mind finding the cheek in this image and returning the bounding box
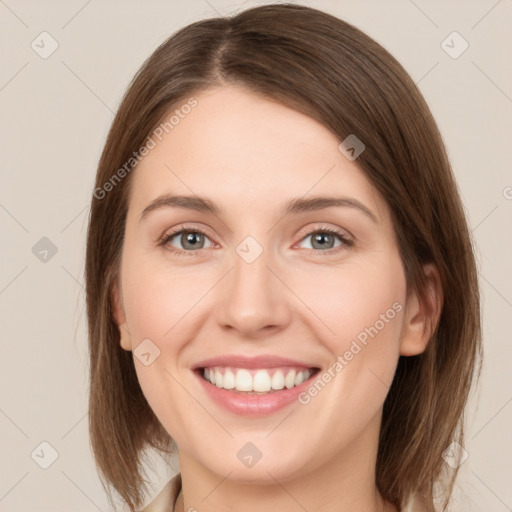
[120,256,212,419]
[121,254,208,343]
[292,259,406,438]
[122,259,201,434]
[297,257,406,361]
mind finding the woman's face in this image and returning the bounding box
[112,84,426,484]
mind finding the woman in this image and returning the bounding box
[85,4,482,511]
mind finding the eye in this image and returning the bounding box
[159,226,214,255]
[158,224,353,256]
[297,226,353,253]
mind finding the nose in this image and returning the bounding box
[215,245,292,338]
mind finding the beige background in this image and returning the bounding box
[1,0,511,510]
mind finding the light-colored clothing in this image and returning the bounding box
[138,473,181,512]
[139,472,429,511]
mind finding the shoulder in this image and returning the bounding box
[137,473,182,512]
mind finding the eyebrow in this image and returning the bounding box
[139,193,379,224]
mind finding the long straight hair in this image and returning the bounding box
[85,4,482,511]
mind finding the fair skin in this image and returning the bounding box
[112,84,441,512]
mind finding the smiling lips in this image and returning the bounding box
[203,366,314,394]
[192,355,320,413]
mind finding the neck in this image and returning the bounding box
[174,410,398,512]
[174,484,397,512]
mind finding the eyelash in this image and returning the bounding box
[157,224,353,257]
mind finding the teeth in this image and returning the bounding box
[202,367,313,393]
[235,369,253,391]
[223,369,236,389]
[285,369,296,389]
[253,370,272,392]
[214,369,223,388]
[271,370,285,390]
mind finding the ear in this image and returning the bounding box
[400,263,443,356]
[111,279,132,351]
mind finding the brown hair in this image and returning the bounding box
[85,4,482,511]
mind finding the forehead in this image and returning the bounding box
[127,85,385,222]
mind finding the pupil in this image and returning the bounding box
[313,233,333,249]
[183,231,203,249]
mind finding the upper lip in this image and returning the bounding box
[192,355,320,370]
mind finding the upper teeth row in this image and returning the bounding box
[203,367,313,392]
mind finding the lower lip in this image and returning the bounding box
[194,369,318,416]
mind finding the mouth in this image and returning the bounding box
[191,355,322,415]
[194,365,321,395]
[193,365,321,416]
